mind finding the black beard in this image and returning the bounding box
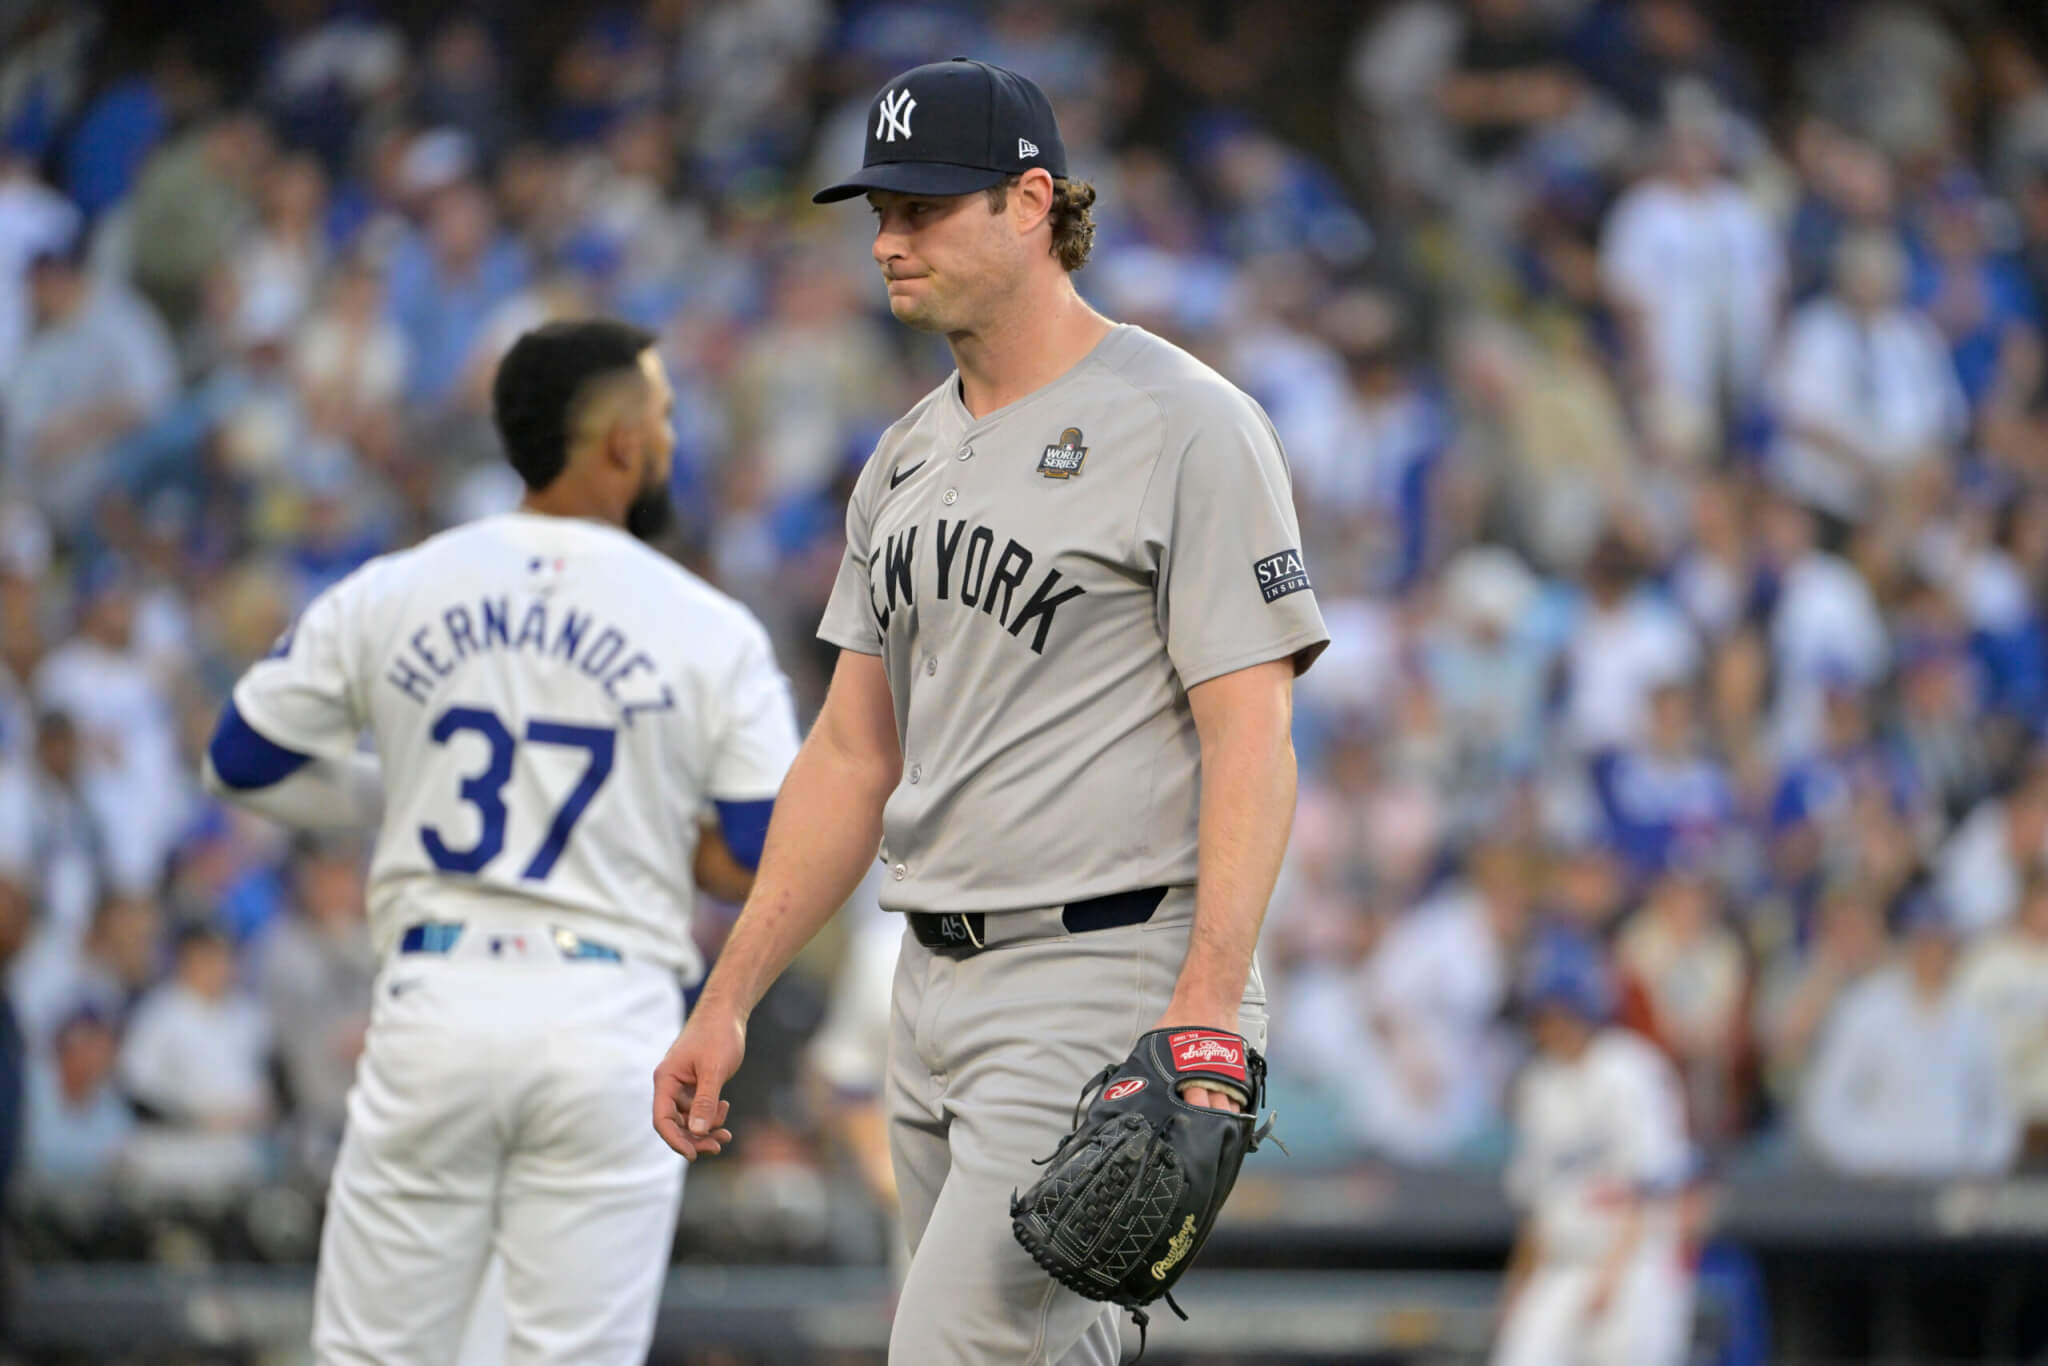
[625,481,674,542]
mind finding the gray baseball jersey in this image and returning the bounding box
[818,323,1329,911]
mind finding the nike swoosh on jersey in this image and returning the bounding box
[889,459,927,490]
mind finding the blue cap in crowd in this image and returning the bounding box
[1519,927,1616,1023]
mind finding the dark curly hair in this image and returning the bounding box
[985,175,1098,272]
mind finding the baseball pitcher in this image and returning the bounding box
[653,58,1328,1364]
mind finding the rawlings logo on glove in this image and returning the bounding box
[1168,1031,1247,1083]
[1010,1027,1277,1356]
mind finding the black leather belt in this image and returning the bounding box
[908,886,1169,957]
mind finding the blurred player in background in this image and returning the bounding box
[201,319,800,1364]
[1492,930,1698,1366]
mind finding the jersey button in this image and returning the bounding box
[942,488,958,506]
[892,863,907,881]
[925,656,937,676]
[957,446,974,461]
[909,764,922,784]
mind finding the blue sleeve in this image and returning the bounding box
[712,798,775,871]
[207,700,313,790]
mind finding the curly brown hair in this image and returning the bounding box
[985,175,1098,272]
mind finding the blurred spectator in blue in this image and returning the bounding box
[1670,475,1756,642]
[0,711,108,954]
[4,232,178,529]
[552,108,705,321]
[2018,161,2048,332]
[1908,170,2041,414]
[60,36,207,221]
[1754,879,1890,1125]
[126,111,274,337]
[23,1003,132,1185]
[1756,495,1888,759]
[1935,756,2048,938]
[1769,680,1922,933]
[546,16,639,146]
[0,3,98,162]
[0,142,80,382]
[1570,0,1761,125]
[9,894,159,1057]
[1423,546,1550,784]
[1193,116,1371,270]
[415,16,508,168]
[1600,91,1782,466]
[1306,288,1447,593]
[1800,892,2017,1177]
[32,569,189,897]
[117,921,271,1198]
[670,0,832,186]
[102,257,325,522]
[1616,863,1751,1142]
[255,6,406,174]
[260,837,372,1184]
[1770,229,1967,528]
[387,177,530,407]
[1887,580,1991,824]
[1436,0,1576,169]
[1540,830,1631,938]
[1562,531,1699,756]
[1958,493,2048,724]
[1958,868,2048,1159]
[982,0,1109,102]
[1783,120,1899,305]
[1593,679,1735,883]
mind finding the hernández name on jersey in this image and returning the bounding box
[381,592,676,725]
[863,517,1085,654]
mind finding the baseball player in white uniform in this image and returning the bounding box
[203,319,800,1364]
[652,58,1328,1364]
[1493,931,1698,1366]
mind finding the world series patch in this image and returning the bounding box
[1253,548,1312,603]
[1038,426,1088,478]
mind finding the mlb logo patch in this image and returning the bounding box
[1038,427,1088,478]
[1168,1030,1248,1084]
[1252,548,1312,603]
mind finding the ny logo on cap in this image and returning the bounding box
[877,88,916,143]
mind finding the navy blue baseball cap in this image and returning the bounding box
[812,57,1068,204]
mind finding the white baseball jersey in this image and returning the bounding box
[1506,1029,1693,1264]
[232,511,800,981]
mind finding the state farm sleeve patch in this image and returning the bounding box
[1252,549,1312,604]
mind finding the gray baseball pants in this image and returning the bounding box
[883,887,1269,1364]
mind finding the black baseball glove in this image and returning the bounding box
[1010,1027,1277,1353]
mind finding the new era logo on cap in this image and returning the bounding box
[1019,137,1039,158]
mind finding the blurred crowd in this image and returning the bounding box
[6,0,2048,1262]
